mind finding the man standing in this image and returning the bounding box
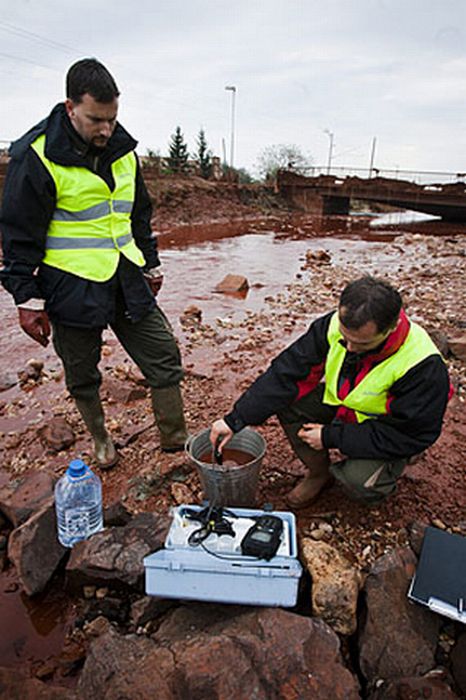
[0,58,187,468]
[210,277,450,507]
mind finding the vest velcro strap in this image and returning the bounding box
[53,201,111,222]
[46,232,133,250]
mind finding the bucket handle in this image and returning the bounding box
[184,434,194,454]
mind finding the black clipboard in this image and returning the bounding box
[408,526,466,624]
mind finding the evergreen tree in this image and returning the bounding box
[168,126,189,173]
[196,128,212,179]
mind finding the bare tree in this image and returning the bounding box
[256,144,313,180]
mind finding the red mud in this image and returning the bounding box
[0,210,465,682]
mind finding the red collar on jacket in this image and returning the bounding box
[336,310,410,420]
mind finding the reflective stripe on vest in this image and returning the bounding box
[31,134,146,282]
[323,311,441,422]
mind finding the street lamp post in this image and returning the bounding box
[324,129,334,175]
[225,85,236,170]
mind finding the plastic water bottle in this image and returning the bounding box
[55,459,103,547]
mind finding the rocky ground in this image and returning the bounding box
[3,227,464,552]
[0,199,465,696]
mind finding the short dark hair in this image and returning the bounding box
[339,276,402,333]
[66,58,120,103]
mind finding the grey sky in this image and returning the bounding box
[0,0,465,176]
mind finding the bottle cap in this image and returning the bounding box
[67,459,88,478]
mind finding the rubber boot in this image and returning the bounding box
[150,385,188,452]
[280,420,332,509]
[75,397,119,470]
[285,451,332,509]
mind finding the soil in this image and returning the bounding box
[0,182,465,682]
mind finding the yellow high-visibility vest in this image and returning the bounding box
[31,134,146,281]
[323,311,441,422]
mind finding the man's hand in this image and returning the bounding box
[144,268,164,296]
[210,419,234,453]
[297,422,323,450]
[18,308,51,347]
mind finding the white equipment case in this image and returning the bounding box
[144,505,302,607]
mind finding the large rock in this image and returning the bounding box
[301,538,362,635]
[78,625,173,699]
[215,273,249,293]
[66,512,171,593]
[450,632,466,696]
[0,667,78,699]
[358,547,441,686]
[8,497,67,595]
[0,471,55,527]
[78,605,360,699]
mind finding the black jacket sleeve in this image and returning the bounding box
[0,149,56,304]
[131,157,160,270]
[224,313,332,431]
[322,354,450,459]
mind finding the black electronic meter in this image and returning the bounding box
[240,515,283,560]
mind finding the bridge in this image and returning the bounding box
[277,167,466,222]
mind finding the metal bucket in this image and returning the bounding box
[186,428,266,507]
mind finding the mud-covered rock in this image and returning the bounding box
[78,605,360,699]
[215,273,249,293]
[37,417,75,452]
[0,471,55,527]
[450,632,466,697]
[301,538,362,635]
[0,666,78,699]
[66,512,170,593]
[359,547,441,686]
[7,497,67,595]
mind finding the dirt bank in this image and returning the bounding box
[144,172,288,230]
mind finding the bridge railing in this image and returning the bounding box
[297,165,466,186]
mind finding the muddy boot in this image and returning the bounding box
[279,419,332,509]
[150,385,188,453]
[285,451,333,509]
[75,397,119,470]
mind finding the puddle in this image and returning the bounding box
[0,567,76,670]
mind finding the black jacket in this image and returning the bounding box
[0,103,159,327]
[224,311,451,460]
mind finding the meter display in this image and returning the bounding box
[240,515,284,560]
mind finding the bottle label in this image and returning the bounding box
[65,508,90,537]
